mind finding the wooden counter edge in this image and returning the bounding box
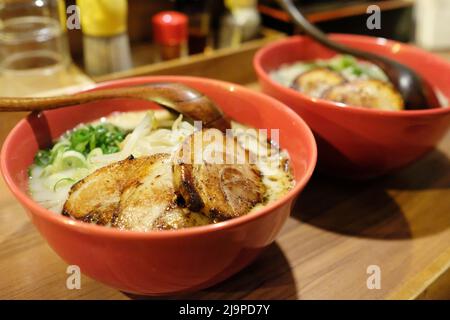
[388,248,450,300]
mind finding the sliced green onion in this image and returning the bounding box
[34,150,51,167]
[53,178,76,191]
[60,150,88,169]
[33,123,126,168]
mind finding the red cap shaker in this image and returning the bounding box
[152,11,188,61]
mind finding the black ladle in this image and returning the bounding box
[278,0,441,109]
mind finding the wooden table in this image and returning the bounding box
[0,43,449,300]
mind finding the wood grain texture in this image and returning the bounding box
[0,46,449,300]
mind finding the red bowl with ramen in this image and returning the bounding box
[254,34,450,178]
[1,76,317,295]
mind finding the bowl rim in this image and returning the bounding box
[253,33,450,118]
[1,76,317,239]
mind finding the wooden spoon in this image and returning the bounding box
[0,82,231,131]
[278,0,441,109]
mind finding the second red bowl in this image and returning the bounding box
[254,34,450,179]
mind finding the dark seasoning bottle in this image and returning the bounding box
[175,0,213,55]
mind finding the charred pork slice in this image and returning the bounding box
[113,155,211,231]
[173,129,266,221]
[152,208,212,231]
[322,79,404,110]
[292,68,346,98]
[63,155,164,225]
[63,153,212,230]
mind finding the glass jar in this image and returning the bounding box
[0,0,71,75]
[0,0,72,95]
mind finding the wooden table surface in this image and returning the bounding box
[0,43,449,300]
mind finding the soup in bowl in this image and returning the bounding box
[254,34,450,179]
[0,76,317,295]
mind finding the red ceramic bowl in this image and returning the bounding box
[254,34,450,179]
[1,76,316,295]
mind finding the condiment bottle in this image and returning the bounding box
[77,0,133,76]
[152,11,188,62]
[175,0,211,55]
[219,0,261,49]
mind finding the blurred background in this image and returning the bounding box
[0,0,449,95]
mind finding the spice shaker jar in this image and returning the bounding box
[152,11,188,62]
[77,0,133,76]
[219,0,261,49]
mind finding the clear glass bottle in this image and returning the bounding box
[219,0,261,49]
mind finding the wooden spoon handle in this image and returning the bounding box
[0,82,231,131]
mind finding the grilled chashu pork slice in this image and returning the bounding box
[173,129,266,221]
[113,154,211,231]
[63,154,211,230]
[322,79,404,110]
[292,67,346,98]
[63,155,161,225]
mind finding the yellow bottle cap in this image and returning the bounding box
[57,0,67,31]
[225,0,257,10]
[76,0,128,37]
